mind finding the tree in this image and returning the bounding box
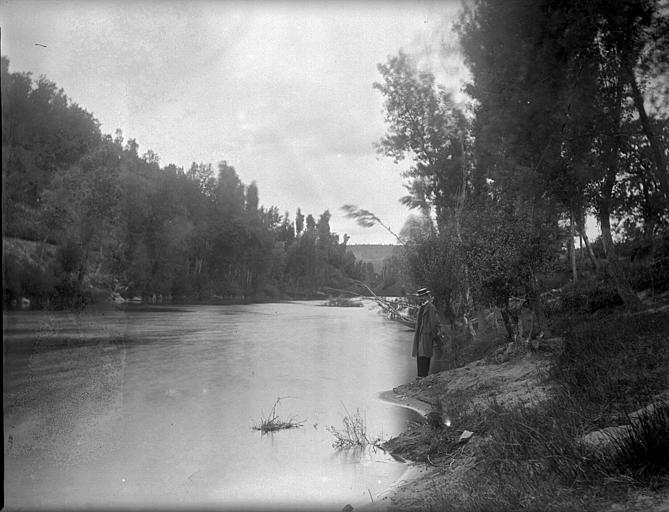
[374,51,470,230]
[2,56,101,239]
[245,181,259,216]
[456,0,668,310]
[39,140,123,304]
[374,51,477,321]
[295,208,305,237]
[2,56,367,306]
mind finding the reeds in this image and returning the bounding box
[253,397,303,433]
[327,404,382,449]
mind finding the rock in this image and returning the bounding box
[629,394,669,426]
[580,395,669,457]
[581,425,632,454]
[342,504,354,512]
[458,430,474,443]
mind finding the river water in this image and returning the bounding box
[3,301,421,510]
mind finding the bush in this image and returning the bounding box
[557,279,623,314]
[327,404,384,449]
[2,251,56,307]
[628,256,669,294]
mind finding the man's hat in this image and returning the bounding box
[415,287,431,297]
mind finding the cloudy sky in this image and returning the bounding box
[1,0,468,244]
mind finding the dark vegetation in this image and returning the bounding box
[1,56,395,309]
[383,302,669,511]
[359,0,668,336]
[2,0,668,506]
[362,0,669,508]
[492,309,667,510]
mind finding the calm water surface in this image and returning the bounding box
[3,301,420,510]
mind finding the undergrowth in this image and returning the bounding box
[415,307,669,511]
[551,310,669,425]
[609,402,669,485]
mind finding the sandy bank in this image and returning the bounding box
[360,350,556,511]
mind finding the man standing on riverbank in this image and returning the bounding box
[412,287,443,378]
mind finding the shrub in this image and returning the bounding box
[327,405,382,449]
[628,256,669,294]
[558,279,623,314]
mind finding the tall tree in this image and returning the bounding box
[374,51,470,230]
[457,0,668,310]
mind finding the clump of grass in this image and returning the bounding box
[609,402,669,484]
[253,397,303,434]
[327,404,383,449]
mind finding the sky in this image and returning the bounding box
[0,0,469,244]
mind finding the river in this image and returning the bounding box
[3,300,421,510]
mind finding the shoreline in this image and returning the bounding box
[377,389,433,417]
[359,388,438,511]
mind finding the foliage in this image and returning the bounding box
[461,199,562,308]
[2,56,367,308]
[627,255,669,293]
[456,0,668,310]
[2,56,101,240]
[373,47,563,335]
[557,279,625,314]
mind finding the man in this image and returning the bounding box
[412,287,443,378]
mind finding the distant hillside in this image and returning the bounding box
[347,244,400,273]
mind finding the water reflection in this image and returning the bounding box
[4,301,420,509]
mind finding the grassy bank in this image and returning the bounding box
[382,298,669,511]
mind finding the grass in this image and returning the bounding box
[327,404,383,449]
[550,310,669,425]
[395,302,669,511]
[252,397,303,434]
[609,402,669,485]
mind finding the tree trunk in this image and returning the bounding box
[597,65,643,311]
[628,70,669,201]
[599,199,642,310]
[455,133,475,323]
[528,271,550,338]
[569,212,578,283]
[499,300,517,343]
[575,215,599,272]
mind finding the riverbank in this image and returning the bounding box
[368,349,553,511]
[367,302,669,512]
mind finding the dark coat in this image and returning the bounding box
[412,300,441,358]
